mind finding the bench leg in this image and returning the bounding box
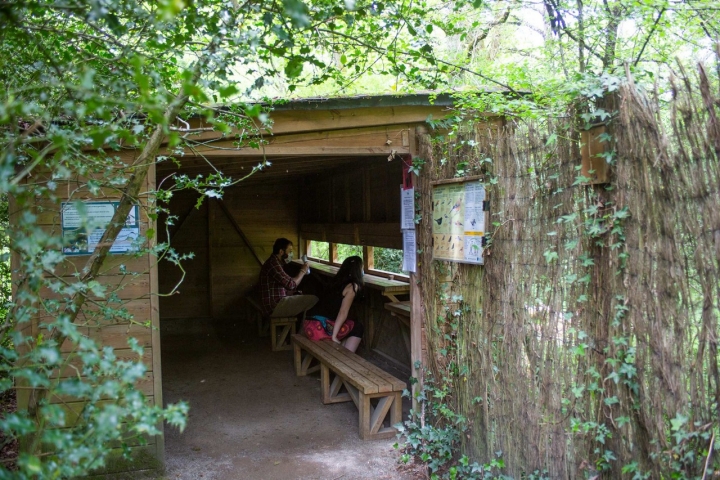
[258,315,270,337]
[294,345,320,376]
[272,321,296,351]
[359,392,401,440]
[294,342,303,376]
[321,364,351,404]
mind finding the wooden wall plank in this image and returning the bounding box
[39,274,151,302]
[47,373,155,405]
[300,222,402,249]
[57,396,155,427]
[55,348,153,378]
[158,180,300,319]
[52,255,150,278]
[69,299,152,327]
[90,324,153,350]
[168,105,452,145]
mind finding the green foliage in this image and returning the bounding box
[395,299,528,479]
[336,243,362,262]
[395,374,466,476]
[308,241,405,274]
[374,247,404,274]
[0,0,444,476]
[309,240,330,261]
[0,195,10,349]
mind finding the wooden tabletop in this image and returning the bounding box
[299,260,410,295]
[384,301,411,317]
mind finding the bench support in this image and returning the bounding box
[271,317,296,351]
[245,296,269,337]
[321,365,352,404]
[294,343,321,376]
[359,392,402,440]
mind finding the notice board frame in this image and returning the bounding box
[430,175,488,265]
[61,201,141,256]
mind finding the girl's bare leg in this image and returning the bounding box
[343,336,361,353]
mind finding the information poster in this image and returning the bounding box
[432,180,486,265]
[402,229,416,272]
[400,187,415,230]
[62,202,140,255]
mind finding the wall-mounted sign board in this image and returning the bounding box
[431,176,487,265]
[61,201,140,256]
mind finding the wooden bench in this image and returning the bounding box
[292,334,406,440]
[246,296,296,351]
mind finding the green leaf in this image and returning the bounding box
[543,249,558,263]
[218,85,239,99]
[282,0,310,27]
[670,413,688,432]
[285,57,304,79]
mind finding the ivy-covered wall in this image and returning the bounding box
[410,72,719,479]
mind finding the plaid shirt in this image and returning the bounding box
[259,254,297,316]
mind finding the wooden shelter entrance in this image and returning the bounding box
[12,93,458,473]
[152,94,453,464]
[10,93,459,474]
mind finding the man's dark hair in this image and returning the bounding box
[272,238,293,254]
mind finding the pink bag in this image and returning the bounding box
[303,317,355,341]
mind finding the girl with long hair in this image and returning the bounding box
[303,255,365,352]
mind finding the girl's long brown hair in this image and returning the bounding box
[330,255,364,292]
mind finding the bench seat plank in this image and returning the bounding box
[294,334,399,386]
[324,341,406,390]
[295,338,383,394]
[293,335,406,393]
[307,339,393,394]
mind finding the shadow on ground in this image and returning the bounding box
[158,317,421,480]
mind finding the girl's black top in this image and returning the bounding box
[308,279,359,319]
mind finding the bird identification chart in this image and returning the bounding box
[431,180,486,265]
[61,201,140,255]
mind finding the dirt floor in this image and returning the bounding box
[159,317,423,480]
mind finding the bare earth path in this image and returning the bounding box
[159,317,420,480]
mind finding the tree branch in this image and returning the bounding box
[466,8,511,58]
[315,27,523,96]
[20,46,216,449]
[634,8,666,67]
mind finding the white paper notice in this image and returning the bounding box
[463,182,485,234]
[402,229,416,272]
[400,187,415,230]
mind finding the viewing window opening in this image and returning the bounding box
[335,243,362,263]
[372,247,404,275]
[308,240,329,261]
[306,240,408,279]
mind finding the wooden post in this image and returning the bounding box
[363,246,374,271]
[363,166,372,222]
[345,174,351,222]
[147,159,165,466]
[410,127,425,412]
[207,199,214,318]
[330,242,338,264]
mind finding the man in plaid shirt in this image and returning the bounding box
[259,238,318,318]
